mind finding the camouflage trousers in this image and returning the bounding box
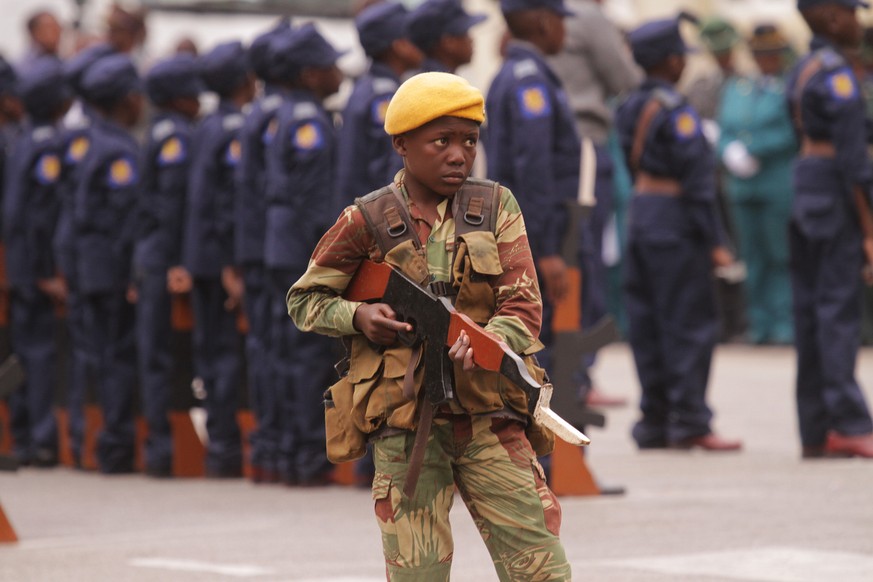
[371,413,570,581]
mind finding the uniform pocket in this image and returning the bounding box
[323,377,367,463]
[530,458,562,537]
[372,472,401,561]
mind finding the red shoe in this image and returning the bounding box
[824,431,873,458]
[585,387,628,408]
[670,433,743,451]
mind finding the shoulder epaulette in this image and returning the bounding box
[651,88,683,111]
[291,102,318,121]
[261,94,283,114]
[513,59,539,80]
[373,77,398,95]
[815,47,846,72]
[32,126,55,143]
[223,113,244,132]
[152,118,176,142]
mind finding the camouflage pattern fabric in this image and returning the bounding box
[287,171,542,355]
[372,413,570,581]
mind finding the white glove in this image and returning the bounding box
[722,140,760,179]
[701,119,721,147]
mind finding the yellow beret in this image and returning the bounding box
[384,72,485,135]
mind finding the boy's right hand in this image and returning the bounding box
[353,303,413,346]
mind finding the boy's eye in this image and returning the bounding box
[435,137,449,145]
[465,137,478,147]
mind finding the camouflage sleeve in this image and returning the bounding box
[483,186,544,354]
[286,205,374,336]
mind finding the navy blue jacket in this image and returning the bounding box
[615,78,725,248]
[336,62,402,206]
[54,109,94,280]
[263,89,337,270]
[73,115,140,294]
[2,121,61,288]
[786,36,873,239]
[235,85,285,265]
[484,41,580,259]
[183,100,243,278]
[135,111,195,272]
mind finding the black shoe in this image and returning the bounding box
[206,466,243,479]
[32,448,59,468]
[145,464,173,479]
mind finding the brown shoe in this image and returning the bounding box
[801,446,826,459]
[824,431,873,458]
[670,433,743,451]
[585,387,628,408]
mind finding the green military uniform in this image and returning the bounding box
[717,73,797,343]
[287,170,570,581]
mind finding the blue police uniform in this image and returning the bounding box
[785,29,873,449]
[717,72,796,344]
[263,23,341,484]
[234,21,291,481]
[53,43,115,466]
[616,18,728,447]
[183,42,250,476]
[407,0,487,73]
[2,57,68,466]
[484,26,580,372]
[335,2,410,209]
[74,54,142,473]
[134,54,203,475]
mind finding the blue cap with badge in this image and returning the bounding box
[629,14,696,70]
[407,0,487,51]
[499,0,573,16]
[18,56,71,120]
[0,55,16,96]
[63,43,116,96]
[145,54,204,105]
[269,22,346,81]
[797,0,869,9]
[355,2,412,58]
[199,41,251,96]
[250,17,292,81]
[79,53,141,107]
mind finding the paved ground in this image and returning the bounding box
[1,343,872,581]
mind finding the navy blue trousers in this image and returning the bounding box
[268,268,334,483]
[789,223,873,446]
[241,263,279,473]
[81,290,137,473]
[191,277,244,473]
[135,268,174,471]
[8,286,58,460]
[624,237,717,446]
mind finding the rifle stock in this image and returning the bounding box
[343,259,589,446]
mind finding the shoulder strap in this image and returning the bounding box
[355,184,420,257]
[630,97,663,174]
[452,178,501,241]
[791,53,825,135]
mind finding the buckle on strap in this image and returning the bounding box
[384,206,408,237]
[464,196,485,226]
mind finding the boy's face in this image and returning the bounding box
[393,116,479,198]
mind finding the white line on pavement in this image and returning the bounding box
[130,557,275,578]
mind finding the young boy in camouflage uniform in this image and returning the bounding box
[287,72,570,581]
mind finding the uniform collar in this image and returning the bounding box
[505,40,563,87]
[810,35,842,55]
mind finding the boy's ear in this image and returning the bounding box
[392,134,407,156]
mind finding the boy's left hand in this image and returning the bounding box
[449,330,480,372]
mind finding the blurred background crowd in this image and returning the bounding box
[0,0,871,485]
